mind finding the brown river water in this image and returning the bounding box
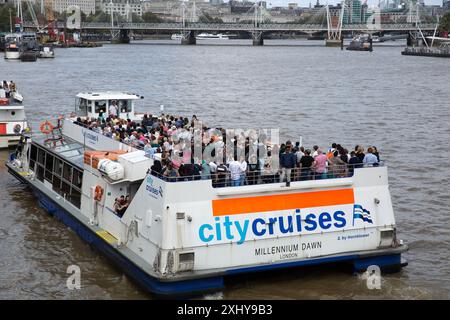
[0,39,449,299]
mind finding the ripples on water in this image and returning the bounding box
[0,39,449,299]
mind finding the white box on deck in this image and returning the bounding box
[118,150,152,181]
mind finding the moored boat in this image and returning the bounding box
[346,34,373,52]
[0,87,28,149]
[38,44,55,58]
[6,91,408,296]
[171,34,182,40]
[4,42,20,60]
[196,33,229,40]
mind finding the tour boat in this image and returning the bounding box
[0,93,28,148]
[6,91,408,296]
[196,33,229,40]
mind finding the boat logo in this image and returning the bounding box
[146,175,163,198]
[82,129,99,144]
[352,204,373,225]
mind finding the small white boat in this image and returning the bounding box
[38,45,55,58]
[171,34,182,40]
[4,42,21,60]
[196,33,229,40]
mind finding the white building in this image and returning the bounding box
[53,0,96,15]
[101,0,143,17]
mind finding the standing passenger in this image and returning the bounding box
[279,144,296,186]
[313,150,327,180]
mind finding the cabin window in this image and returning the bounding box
[62,163,72,182]
[118,100,132,113]
[29,144,37,170]
[72,169,83,189]
[69,189,81,208]
[45,154,54,172]
[52,176,61,193]
[61,181,71,195]
[36,165,44,182]
[76,98,89,115]
[54,158,63,176]
[94,100,107,114]
[37,147,46,165]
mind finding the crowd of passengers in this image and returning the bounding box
[76,111,381,187]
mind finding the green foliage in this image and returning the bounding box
[439,12,450,33]
[198,12,223,23]
[142,12,163,23]
[0,4,16,32]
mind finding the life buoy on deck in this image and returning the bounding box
[39,120,54,134]
[94,185,104,202]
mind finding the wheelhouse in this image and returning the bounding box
[74,92,143,120]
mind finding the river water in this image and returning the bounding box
[0,39,449,299]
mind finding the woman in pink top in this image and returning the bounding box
[313,150,327,180]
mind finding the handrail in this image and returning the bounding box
[150,162,384,188]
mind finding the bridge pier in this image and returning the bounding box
[181,30,196,45]
[325,39,341,47]
[251,31,264,46]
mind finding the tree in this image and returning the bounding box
[439,12,450,33]
[198,12,223,23]
[142,12,163,23]
[0,4,17,32]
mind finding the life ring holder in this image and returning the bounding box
[94,185,104,202]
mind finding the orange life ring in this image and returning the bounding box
[94,185,103,201]
[39,121,54,134]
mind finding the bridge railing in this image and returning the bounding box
[22,21,437,32]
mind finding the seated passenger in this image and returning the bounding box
[163,162,179,181]
[114,195,127,217]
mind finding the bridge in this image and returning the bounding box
[23,21,436,45]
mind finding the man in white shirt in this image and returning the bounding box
[229,159,243,187]
[109,100,118,118]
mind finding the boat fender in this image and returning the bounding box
[94,185,104,201]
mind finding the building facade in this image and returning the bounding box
[53,0,96,15]
[444,0,450,11]
[101,0,142,17]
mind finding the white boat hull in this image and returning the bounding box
[0,134,21,148]
[4,51,20,60]
[39,51,55,58]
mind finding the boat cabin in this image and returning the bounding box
[75,92,143,121]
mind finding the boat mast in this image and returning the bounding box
[9,7,12,33]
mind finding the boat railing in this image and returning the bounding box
[150,162,384,188]
[70,119,145,151]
